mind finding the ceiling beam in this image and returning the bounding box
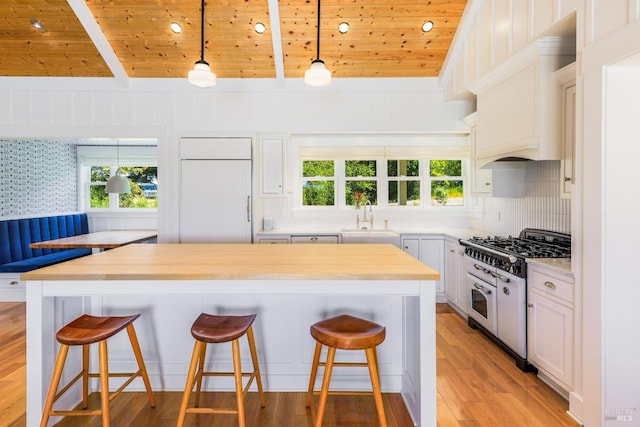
[66,0,130,87]
[267,0,285,86]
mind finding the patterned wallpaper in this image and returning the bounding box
[0,139,78,217]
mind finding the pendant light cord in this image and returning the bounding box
[315,0,321,60]
[199,0,205,62]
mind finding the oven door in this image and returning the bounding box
[466,273,497,335]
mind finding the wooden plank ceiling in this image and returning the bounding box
[0,0,467,80]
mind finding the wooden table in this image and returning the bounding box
[29,230,157,250]
[23,243,438,426]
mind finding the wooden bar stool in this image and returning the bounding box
[306,314,387,427]
[40,314,155,427]
[176,313,265,427]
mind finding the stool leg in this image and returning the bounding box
[177,340,204,427]
[81,344,89,409]
[126,324,156,408]
[314,346,336,427]
[365,347,387,427]
[98,340,110,427]
[39,344,69,427]
[193,339,207,407]
[306,341,323,407]
[232,339,246,427]
[246,326,265,407]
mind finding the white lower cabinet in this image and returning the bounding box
[0,273,25,302]
[402,235,445,301]
[527,263,574,392]
[444,238,466,315]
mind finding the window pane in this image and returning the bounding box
[346,181,377,205]
[429,160,462,177]
[89,185,109,208]
[388,160,419,177]
[389,180,421,206]
[91,166,111,182]
[431,180,463,206]
[303,181,335,206]
[346,160,376,177]
[118,166,158,208]
[303,160,334,177]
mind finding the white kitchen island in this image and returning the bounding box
[22,243,439,426]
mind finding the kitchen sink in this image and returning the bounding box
[340,229,401,247]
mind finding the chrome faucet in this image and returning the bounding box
[356,200,374,229]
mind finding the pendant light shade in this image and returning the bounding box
[188,0,216,88]
[189,59,217,87]
[106,141,130,194]
[305,0,331,87]
[106,174,130,194]
[304,59,331,87]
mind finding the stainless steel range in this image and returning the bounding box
[459,229,571,372]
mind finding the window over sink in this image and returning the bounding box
[300,157,465,208]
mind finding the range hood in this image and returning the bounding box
[470,36,576,169]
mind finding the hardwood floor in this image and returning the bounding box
[0,302,579,426]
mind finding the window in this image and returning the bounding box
[300,156,465,208]
[429,160,463,206]
[387,160,421,206]
[345,160,377,206]
[302,160,335,206]
[78,145,158,211]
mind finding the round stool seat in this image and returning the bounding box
[310,314,386,350]
[191,313,257,343]
[56,314,140,346]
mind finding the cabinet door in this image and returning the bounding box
[401,238,420,260]
[561,83,576,197]
[527,290,573,389]
[261,138,284,195]
[420,239,444,294]
[470,126,493,195]
[444,239,466,313]
[180,159,252,243]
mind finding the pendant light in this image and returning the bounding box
[304,0,331,87]
[106,140,130,194]
[188,0,216,88]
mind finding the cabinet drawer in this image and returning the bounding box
[291,235,339,244]
[0,276,24,290]
[258,239,289,244]
[529,269,573,303]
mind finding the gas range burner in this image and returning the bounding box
[468,229,571,259]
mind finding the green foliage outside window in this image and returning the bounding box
[302,161,335,206]
[429,160,463,206]
[89,165,158,209]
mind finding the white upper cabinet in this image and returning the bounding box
[261,136,285,195]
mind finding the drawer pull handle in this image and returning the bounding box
[10,281,19,286]
[544,281,556,289]
[527,303,534,308]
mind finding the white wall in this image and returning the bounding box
[0,78,473,241]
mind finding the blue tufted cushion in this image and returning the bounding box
[0,213,90,272]
[0,248,91,273]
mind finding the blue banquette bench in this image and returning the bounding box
[0,213,92,273]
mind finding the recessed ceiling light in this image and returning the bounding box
[338,22,350,34]
[30,19,46,32]
[254,22,266,34]
[170,22,182,34]
[422,20,434,32]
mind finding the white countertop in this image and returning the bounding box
[526,257,573,275]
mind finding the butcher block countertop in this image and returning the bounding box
[21,243,440,282]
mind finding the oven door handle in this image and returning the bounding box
[473,264,492,274]
[491,271,511,283]
[473,283,492,295]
